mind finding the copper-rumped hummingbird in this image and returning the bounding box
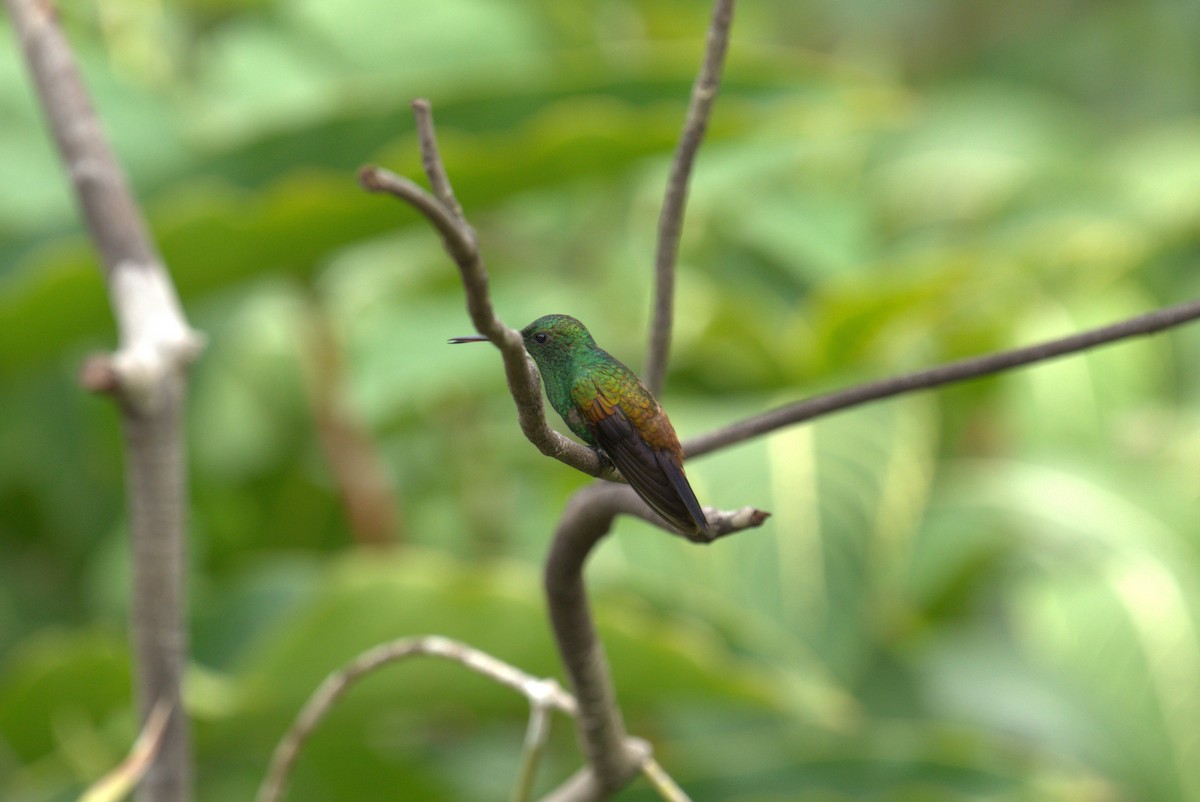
[451,314,710,537]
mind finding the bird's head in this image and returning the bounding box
[518,314,596,366]
[450,314,596,376]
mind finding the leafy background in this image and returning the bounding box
[2,0,1200,799]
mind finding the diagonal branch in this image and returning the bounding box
[80,697,173,802]
[513,690,555,802]
[685,297,1200,458]
[645,0,736,396]
[6,3,203,802]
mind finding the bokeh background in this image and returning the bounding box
[3,0,1200,799]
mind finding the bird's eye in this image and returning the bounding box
[534,332,548,344]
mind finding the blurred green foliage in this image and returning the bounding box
[2,0,1200,799]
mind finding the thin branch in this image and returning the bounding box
[257,636,577,802]
[6,3,202,802]
[412,98,465,221]
[685,297,1200,458]
[599,482,769,543]
[80,697,173,802]
[259,633,689,802]
[357,166,473,263]
[640,758,694,802]
[645,0,736,396]
[358,162,610,478]
[512,684,556,802]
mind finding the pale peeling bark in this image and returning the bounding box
[6,2,203,800]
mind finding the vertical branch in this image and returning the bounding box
[644,0,736,396]
[5,2,203,802]
[511,690,554,802]
[121,383,192,802]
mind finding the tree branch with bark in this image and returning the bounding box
[5,1,203,801]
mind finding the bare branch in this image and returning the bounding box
[538,740,648,802]
[258,636,578,802]
[535,480,765,802]
[357,166,474,263]
[359,162,610,478]
[542,485,650,794]
[599,482,769,543]
[640,758,695,802]
[412,98,465,221]
[512,683,557,802]
[258,631,693,802]
[4,0,202,409]
[5,2,201,801]
[645,0,736,396]
[685,297,1200,458]
[80,697,173,802]
[543,756,693,802]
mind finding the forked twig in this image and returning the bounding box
[258,635,687,802]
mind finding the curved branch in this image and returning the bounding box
[542,485,649,795]
[685,297,1200,458]
[258,635,577,802]
[359,159,609,478]
[513,693,555,802]
[645,0,736,396]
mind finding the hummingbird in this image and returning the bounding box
[451,314,710,538]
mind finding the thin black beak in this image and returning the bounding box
[448,334,490,344]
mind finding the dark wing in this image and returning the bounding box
[579,388,709,536]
